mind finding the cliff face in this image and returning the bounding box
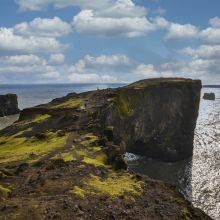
[0,94,20,117]
[102,78,201,162]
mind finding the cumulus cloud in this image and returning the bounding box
[14,17,71,38]
[72,10,153,38]
[165,23,199,40]
[0,53,63,84]
[135,64,158,77]
[68,73,117,83]
[68,54,133,83]
[181,45,220,59]
[0,28,64,53]
[209,17,220,28]
[49,53,65,64]
[0,54,45,65]
[15,0,112,11]
[68,54,162,83]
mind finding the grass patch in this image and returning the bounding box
[16,114,50,125]
[81,133,99,146]
[0,132,67,164]
[51,98,84,109]
[116,94,134,118]
[0,185,11,199]
[83,154,107,167]
[72,173,144,198]
[71,186,85,198]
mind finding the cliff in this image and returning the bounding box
[0,94,20,117]
[0,78,209,219]
[101,78,201,162]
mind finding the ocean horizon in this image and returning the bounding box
[0,83,125,110]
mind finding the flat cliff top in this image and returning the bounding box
[127,78,201,89]
[0,78,209,219]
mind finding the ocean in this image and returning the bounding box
[0,83,124,110]
[0,84,219,219]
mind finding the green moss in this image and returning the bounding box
[51,98,84,109]
[71,186,85,198]
[0,132,67,164]
[17,114,50,125]
[181,207,191,220]
[116,94,134,118]
[0,185,11,199]
[85,173,143,198]
[83,154,107,167]
[81,133,99,146]
[52,151,74,162]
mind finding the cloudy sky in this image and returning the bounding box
[0,0,220,84]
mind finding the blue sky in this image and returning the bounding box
[0,0,220,84]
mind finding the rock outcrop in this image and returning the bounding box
[0,94,20,117]
[203,92,215,100]
[101,78,201,162]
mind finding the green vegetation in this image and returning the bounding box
[71,186,86,198]
[81,133,99,146]
[116,94,134,118]
[0,185,11,199]
[0,132,67,164]
[83,154,107,167]
[72,173,144,198]
[51,98,84,109]
[52,151,74,162]
[16,114,50,125]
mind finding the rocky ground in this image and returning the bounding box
[0,79,211,219]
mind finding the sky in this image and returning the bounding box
[0,0,220,84]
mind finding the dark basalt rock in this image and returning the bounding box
[0,94,20,117]
[102,78,201,162]
[203,92,215,100]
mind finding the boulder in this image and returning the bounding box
[203,92,215,100]
[0,94,20,117]
[102,78,201,162]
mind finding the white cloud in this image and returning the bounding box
[0,54,45,65]
[72,9,154,38]
[165,23,198,40]
[83,54,131,66]
[68,54,134,83]
[15,0,112,11]
[49,53,65,64]
[68,73,117,83]
[181,45,220,59]
[135,64,158,77]
[200,27,220,44]
[209,17,220,28]
[14,17,71,38]
[0,28,64,53]
[96,0,147,18]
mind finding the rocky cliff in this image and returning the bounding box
[0,94,20,117]
[0,78,209,220]
[101,78,201,162]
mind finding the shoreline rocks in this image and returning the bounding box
[203,92,215,100]
[0,94,20,117]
